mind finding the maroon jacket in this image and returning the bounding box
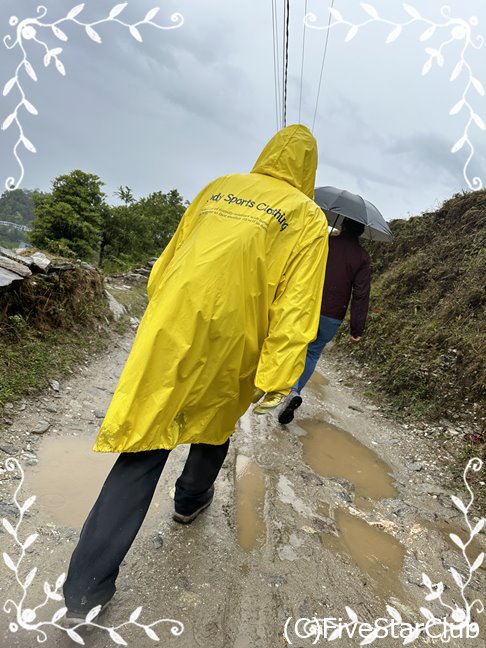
[321,231,371,338]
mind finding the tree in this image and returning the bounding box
[99,189,186,271]
[0,188,36,224]
[99,203,137,268]
[134,189,186,249]
[31,198,100,259]
[0,223,27,248]
[30,170,106,261]
[114,185,135,206]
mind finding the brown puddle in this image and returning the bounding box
[235,455,266,552]
[309,371,329,386]
[323,508,406,600]
[26,435,117,527]
[299,419,396,506]
[26,435,197,529]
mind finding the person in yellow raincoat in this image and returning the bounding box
[63,124,328,622]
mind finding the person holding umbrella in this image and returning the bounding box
[278,186,392,425]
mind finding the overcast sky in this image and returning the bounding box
[1,0,485,220]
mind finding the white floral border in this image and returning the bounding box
[305,3,485,191]
[283,457,484,645]
[2,457,184,645]
[1,2,184,191]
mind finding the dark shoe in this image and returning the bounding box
[64,599,111,629]
[278,394,302,424]
[173,486,214,524]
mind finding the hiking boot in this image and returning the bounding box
[278,393,302,424]
[173,485,214,524]
[64,599,111,629]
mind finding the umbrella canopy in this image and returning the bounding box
[314,186,393,242]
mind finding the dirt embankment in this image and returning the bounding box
[0,250,112,409]
[338,189,485,423]
[332,189,486,495]
[0,249,152,412]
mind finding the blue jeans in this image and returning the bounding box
[293,315,342,394]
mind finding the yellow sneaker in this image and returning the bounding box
[252,392,286,414]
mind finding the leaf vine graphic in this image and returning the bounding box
[1,2,184,191]
[305,3,485,191]
[282,458,484,646]
[416,457,484,641]
[2,457,184,645]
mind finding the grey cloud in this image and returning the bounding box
[386,131,486,185]
[319,156,408,189]
[1,0,485,213]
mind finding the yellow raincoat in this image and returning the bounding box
[94,125,328,452]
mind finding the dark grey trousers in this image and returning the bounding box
[63,440,230,611]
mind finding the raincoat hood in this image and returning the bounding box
[251,124,317,199]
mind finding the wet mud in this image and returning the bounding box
[322,507,406,601]
[234,455,266,552]
[1,335,484,648]
[26,435,115,527]
[298,418,396,506]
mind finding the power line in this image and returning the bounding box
[271,0,281,130]
[312,0,335,132]
[282,0,290,127]
[298,0,308,123]
[281,0,286,127]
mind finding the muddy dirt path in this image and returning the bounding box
[0,333,484,648]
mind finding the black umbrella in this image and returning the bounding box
[314,186,393,242]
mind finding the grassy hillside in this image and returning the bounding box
[0,259,110,407]
[334,189,485,436]
[0,252,149,410]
